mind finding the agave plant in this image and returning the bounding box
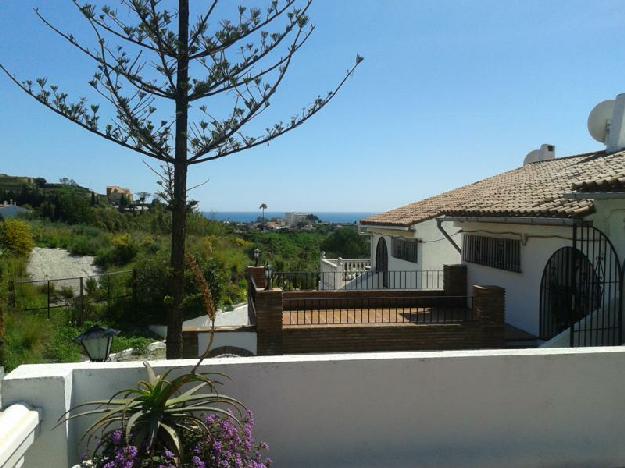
[61,362,244,463]
[62,254,246,465]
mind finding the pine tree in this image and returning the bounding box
[1,1,362,357]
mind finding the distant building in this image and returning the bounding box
[107,186,133,204]
[284,212,312,227]
[0,200,29,219]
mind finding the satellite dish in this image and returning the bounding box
[588,99,615,143]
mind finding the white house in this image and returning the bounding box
[359,93,625,347]
[359,212,461,290]
[0,201,29,220]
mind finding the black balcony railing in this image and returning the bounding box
[272,270,444,292]
[282,295,473,326]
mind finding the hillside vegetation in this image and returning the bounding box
[0,186,369,370]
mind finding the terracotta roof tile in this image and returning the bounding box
[362,150,625,227]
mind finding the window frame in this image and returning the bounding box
[391,237,419,264]
[462,234,521,273]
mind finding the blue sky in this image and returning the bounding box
[1,0,625,213]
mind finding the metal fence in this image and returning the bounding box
[247,275,258,326]
[272,270,444,292]
[282,295,473,326]
[8,270,135,324]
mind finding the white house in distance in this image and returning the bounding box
[358,215,461,289]
[360,92,625,347]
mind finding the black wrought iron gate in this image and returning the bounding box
[539,223,623,346]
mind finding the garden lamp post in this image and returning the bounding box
[253,248,260,266]
[76,325,119,362]
[265,264,273,290]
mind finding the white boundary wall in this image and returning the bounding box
[5,348,625,467]
[198,330,257,356]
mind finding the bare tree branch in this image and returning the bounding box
[0,63,171,161]
[189,0,300,60]
[190,56,363,164]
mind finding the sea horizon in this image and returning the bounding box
[202,211,377,224]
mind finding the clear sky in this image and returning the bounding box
[1,0,625,213]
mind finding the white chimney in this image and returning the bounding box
[523,144,555,166]
[588,93,625,152]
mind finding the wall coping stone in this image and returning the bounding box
[6,346,625,380]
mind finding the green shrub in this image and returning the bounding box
[0,219,35,257]
[2,311,83,370]
[320,226,369,258]
[59,286,74,299]
[95,233,138,267]
[111,335,153,355]
[131,253,223,325]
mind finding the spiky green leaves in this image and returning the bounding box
[59,362,244,462]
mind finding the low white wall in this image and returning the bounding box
[198,330,257,356]
[589,199,625,263]
[5,348,625,467]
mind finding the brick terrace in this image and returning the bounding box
[282,306,472,327]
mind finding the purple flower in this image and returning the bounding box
[192,455,206,468]
[111,430,123,446]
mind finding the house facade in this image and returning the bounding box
[106,185,133,204]
[358,93,625,346]
[359,218,461,289]
[362,147,625,345]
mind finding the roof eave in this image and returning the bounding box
[359,222,413,231]
[564,191,625,200]
[442,215,583,226]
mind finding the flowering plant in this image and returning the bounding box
[81,411,270,467]
[65,255,270,467]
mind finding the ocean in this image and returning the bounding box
[202,211,376,224]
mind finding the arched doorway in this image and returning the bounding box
[539,247,600,340]
[539,224,623,346]
[375,237,389,288]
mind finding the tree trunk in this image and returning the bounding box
[166,0,190,359]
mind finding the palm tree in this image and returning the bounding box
[259,203,268,223]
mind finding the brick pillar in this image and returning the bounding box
[247,266,267,289]
[443,264,467,296]
[182,330,199,358]
[255,288,283,355]
[472,284,505,348]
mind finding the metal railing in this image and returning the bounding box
[273,270,444,291]
[321,257,371,272]
[283,295,473,326]
[247,275,258,326]
[9,270,135,324]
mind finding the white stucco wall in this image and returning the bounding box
[197,330,257,356]
[588,198,625,262]
[456,200,625,337]
[368,219,461,288]
[456,222,572,336]
[6,348,625,467]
